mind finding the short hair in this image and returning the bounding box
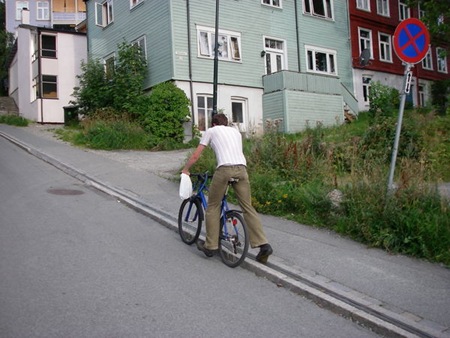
[212,113,228,126]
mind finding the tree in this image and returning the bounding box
[71,41,147,116]
[0,1,15,95]
[407,0,450,52]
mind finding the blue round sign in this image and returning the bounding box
[393,18,430,64]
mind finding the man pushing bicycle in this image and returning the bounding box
[182,113,273,263]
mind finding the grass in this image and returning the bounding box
[0,115,29,126]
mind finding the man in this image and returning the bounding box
[182,113,273,263]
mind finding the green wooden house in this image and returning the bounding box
[85,0,357,135]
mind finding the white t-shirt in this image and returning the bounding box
[200,125,247,167]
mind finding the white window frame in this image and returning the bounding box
[95,0,114,27]
[305,45,337,76]
[358,27,373,59]
[262,0,282,8]
[356,0,370,11]
[418,84,426,107]
[399,0,410,21]
[362,76,372,104]
[231,98,248,129]
[378,32,392,62]
[37,1,49,20]
[130,0,143,9]
[197,26,241,62]
[15,1,29,20]
[41,34,57,58]
[264,37,287,75]
[303,0,333,19]
[418,3,425,19]
[103,53,115,80]
[422,49,433,70]
[132,35,147,60]
[436,47,448,73]
[196,94,213,131]
[376,0,389,16]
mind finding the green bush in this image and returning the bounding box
[135,82,190,146]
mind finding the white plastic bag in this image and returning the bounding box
[179,173,193,200]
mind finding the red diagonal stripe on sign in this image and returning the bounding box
[400,24,424,55]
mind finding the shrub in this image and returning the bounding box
[135,82,190,145]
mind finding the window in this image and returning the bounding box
[37,1,49,20]
[306,45,337,75]
[358,28,373,59]
[231,99,247,126]
[399,0,410,21]
[378,33,392,62]
[418,4,425,19]
[130,0,143,8]
[197,26,241,62]
[303,0,333,19]
[104,54,115,80]
[95,0,114,27]
[362,76,371,103]
[356,0,370,11]
[264,37,286,74]
[15,1,29,20]
[41,34,56,58]
[418,84,425,107]
[132,36,147,59]
[436,47,448,73]
[197,95,213,131]
[262,0,281,8]
[422,49,433,70]
[42,75,57,99]
[376,0,389,16]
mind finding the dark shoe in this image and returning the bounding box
[256,244,273,263]
[196,240,218,257]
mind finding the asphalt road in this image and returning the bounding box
[0,136,381,337]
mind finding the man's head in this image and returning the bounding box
[212,113,228,126]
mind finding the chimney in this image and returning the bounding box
[21,8,30,25]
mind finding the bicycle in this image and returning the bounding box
[178,172,249,268]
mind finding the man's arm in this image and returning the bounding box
[182,144,206,175]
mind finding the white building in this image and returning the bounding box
[8,22,87,123]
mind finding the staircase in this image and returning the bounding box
[0,96,19,116]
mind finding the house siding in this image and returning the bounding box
[84,0,356,134]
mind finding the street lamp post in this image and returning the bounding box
[212,0,219,116]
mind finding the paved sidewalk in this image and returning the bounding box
[1,123,449,338]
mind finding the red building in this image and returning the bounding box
[349,0,449,111]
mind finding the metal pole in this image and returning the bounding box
[387,63,412,193]
[212,0,219,116]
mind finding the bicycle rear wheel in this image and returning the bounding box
[219,211,249,268]
[178,197,203,245]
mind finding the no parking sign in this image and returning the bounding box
[393,18,430,64]
[388,18,430,193]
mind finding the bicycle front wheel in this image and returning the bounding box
[219,211,249,268]
[178,197,203,245]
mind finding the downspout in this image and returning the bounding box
[38,29,44,123]
[294,0,301,72]
[186,0,195,130]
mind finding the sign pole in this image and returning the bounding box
[388,18,430,195]
[387,63,412,193]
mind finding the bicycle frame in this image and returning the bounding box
[189,173,237,237]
